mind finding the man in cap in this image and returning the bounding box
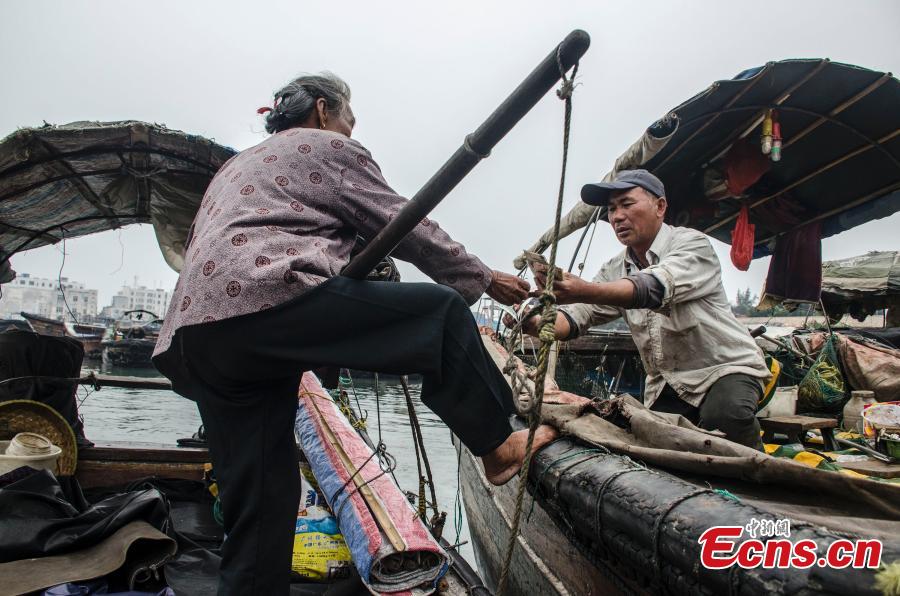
[522,169,770,449]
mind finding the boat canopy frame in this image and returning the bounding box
[0,120,237,282]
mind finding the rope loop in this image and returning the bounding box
[556,81,575,100]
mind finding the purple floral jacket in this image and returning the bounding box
[154,128,491,358]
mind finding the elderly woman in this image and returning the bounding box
[152,73,556,595]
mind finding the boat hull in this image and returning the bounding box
[102,339,156,368]
[457,436,636,595]
[457,429,899,595]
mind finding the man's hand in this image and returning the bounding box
[532,266,593,305]
[502,302,540,336]
[486,270,530,305]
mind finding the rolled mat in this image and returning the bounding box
[295,372,448,595]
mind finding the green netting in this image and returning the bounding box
[797,334,847,413]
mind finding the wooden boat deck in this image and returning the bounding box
[77,441,208,488]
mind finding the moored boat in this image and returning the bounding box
[20,311,106,359]
[101,310,163,368]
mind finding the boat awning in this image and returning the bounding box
[820,250,900,318]
[0,121,237,280]
[517,59,900,267]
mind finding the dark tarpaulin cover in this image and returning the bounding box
[0,329,88,443]
[0,469,169,563]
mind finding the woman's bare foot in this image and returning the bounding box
[481,425,559,486]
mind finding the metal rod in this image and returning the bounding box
[343,30,591,279]
[834,436,896,464]
[567,206,600,272]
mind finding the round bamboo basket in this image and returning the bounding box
[0,400,77,475]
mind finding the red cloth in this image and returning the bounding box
[730,204,755,271]
[724,138,771,195]
[763,222,823,303]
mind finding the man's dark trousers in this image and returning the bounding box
[650,374,763,450]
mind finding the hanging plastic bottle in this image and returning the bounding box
[761,110,774,155]
[771,121,782,162]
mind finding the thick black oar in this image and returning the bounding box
[343,29,591,279]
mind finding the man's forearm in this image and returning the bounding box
[579,278,636,308]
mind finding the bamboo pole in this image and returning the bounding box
[755,180,900,245]
[704,127,900,234]
[783,73,892,150]
[653,63,773,171]
[696,59,830,169]
[302,381,407,552]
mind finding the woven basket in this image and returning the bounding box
[0,400,77,475]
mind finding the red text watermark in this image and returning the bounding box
[698,519,882,570]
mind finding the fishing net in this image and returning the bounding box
[797,334,847,413]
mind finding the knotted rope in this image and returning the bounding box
[495,48,578,596]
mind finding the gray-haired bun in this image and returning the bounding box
[264,72,351,134]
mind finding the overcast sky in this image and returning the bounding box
[2,0,899,311]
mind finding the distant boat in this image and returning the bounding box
[0,319,34,333]
[20,312,106,359]
[101,310,162,368]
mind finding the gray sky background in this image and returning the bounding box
[2,0,899,310]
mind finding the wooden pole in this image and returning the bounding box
[343,30,590,278]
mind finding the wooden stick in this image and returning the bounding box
[0,373,173,391]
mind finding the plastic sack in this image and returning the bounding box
[730,204,755,271]
[291,463,352,581]
[798,335,847,413]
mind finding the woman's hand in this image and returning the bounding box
[486,270,530,305]
[532,266,592,305]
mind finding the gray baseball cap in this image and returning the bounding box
[581,169,665,206]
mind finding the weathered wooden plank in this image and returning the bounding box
[76,460,205,488]
[759,415,838,431]
[558,331,638,354]
[838,459,900,479]
[81,374,172,390]
[79,441,209,463]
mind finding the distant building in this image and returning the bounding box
[100,282,172,321]
[0,273,99,322]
